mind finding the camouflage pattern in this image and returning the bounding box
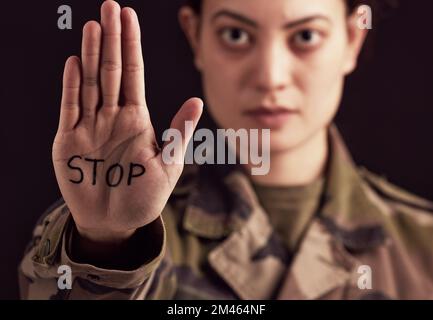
[19,125,433,299]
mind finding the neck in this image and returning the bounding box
[247,128,329,187]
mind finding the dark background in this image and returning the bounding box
[0,0,432,299]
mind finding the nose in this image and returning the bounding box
[253,40,291,93]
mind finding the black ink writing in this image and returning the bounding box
[84,158,104,185]
[106,163,124,187]
[128,163,145,186]
[68,155,84,184]
[67,156,145,187]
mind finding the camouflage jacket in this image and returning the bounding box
[19,125,433,299]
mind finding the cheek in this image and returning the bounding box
[200,43,246,126]
[296,39,348,125]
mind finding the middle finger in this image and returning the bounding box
[100,0,122,108]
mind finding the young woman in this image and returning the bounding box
[19,0,433,299]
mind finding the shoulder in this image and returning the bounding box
[359,167,433,217]
[358,168,433,288]
[358,167,433,253]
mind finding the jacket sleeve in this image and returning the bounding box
[18,199,169,300]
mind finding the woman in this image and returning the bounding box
[19,0,433,299]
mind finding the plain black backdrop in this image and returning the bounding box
[0,0,432,299]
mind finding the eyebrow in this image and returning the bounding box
[211,10,331,29]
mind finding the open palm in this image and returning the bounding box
[52,1,202,242]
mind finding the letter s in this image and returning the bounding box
[68,155,84,184]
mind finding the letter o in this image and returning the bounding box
[106,164,124,187]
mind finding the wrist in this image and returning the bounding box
[75,225,136,245]
[68,218,164,270]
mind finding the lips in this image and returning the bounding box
[243,106,299,128]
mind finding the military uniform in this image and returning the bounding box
[19,125,433,299]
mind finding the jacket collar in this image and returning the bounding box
[320,125,387,252]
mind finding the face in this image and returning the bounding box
[181,0,366,153]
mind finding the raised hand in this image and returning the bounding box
[52,0,203,244]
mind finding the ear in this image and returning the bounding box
[343,7,369,75]
[179,6,203,71]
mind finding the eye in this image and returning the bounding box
[219,27,251,48]
[291,29,322,50]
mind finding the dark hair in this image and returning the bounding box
[186,0,398,20]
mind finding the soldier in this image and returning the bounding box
[19,0,433,299]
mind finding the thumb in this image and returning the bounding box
[162,97,203,166]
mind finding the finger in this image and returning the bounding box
[81,21,101,122]
[121,7,146,107]
[162,98,204,165]
[100,0,122,108]
[59,56,81,132]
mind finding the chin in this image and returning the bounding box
[268,139,302,154]
[267,128,306,153]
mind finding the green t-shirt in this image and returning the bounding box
[252,178,325,253]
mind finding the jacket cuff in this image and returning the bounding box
[62,216,166,289]
[32,203,166,290]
